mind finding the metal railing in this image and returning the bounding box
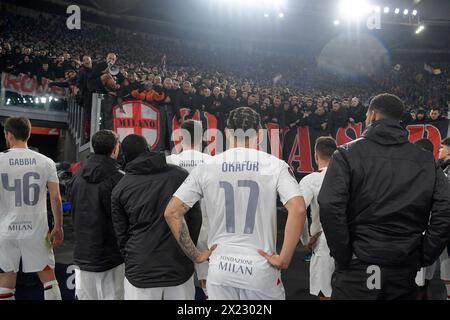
[67,93,103,160]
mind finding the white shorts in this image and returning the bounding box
[309,233,334,297]
[195,262,209,282]
[124,275,195,300]
[207,283,285,300]
[415,248,450,285]
[0,234,55,273]
[75,264,125,300]
[440,248,450,281]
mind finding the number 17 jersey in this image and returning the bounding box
[0,148,59,240]
[174,147,301,292]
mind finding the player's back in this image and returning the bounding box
[0,148,56,240]
[188,147,298,292]
[166,150,211,173]
[300,169,327,236]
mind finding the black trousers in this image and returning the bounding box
[332,259,419,300]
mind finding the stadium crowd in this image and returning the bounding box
[1,10,449,135]
[1,5,450,303]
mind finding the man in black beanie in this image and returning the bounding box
[111,134,201,300]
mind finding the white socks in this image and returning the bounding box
[43,280,62,300]
[0,287,15,300]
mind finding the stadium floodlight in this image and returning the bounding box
[412,9,417,16]
[264,13,269,18]
[333,19,340,25]
[394,8,400,14]
[415,25,425,34]
[278,12,284,18]
[339,0,372,19]
[403,9,409,15]
[383,7,389,13]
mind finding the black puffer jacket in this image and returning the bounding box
[69,154,124,272]
[111,151,202,288]
[318,119,450,268]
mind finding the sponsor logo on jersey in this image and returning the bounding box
[218,255,254,276]
[8,221,33,232]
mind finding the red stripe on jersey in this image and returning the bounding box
[0,293,14,299]
[42,265,52,272]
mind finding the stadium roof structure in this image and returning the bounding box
[5,0,450,60]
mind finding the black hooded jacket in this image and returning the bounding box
[111,151,202,288]
[69,154,124,272]
[318,119,450,268]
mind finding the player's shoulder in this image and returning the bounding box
[300,171,326,187]
[166,153,178,165]
[30,149,55,165]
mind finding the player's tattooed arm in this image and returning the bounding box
[178,217,201,262]
[164,197,201,262]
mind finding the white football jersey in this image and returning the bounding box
[174,147,301,292]
[166,150,211,173]
[0,148,58,240]
[299,168,327,237]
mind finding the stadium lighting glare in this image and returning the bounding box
[333,19,340,26]
[403,9,409,15]
[412,9,417,16]
[394,8,400,14]
[264,13,269,18]
[278,12,284,18]
[415,25,425,34]
[383,7,389,13]
[374,6,380,13]
[339,0,372,19]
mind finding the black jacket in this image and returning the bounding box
[318,119,450,268]
[173,90,195,120]
[348,104,366,123]
[307,112,329,133]
[328,107,349,135]
[69,154,124,272]
[111,151,202,288]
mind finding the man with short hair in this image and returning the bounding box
[429,108,442,123]
[319,93,450,300]
[69,130,125,300]
[165,107,306,300]
[166,120,211,297]
[174,81,195,121]
[300,136,337,300]
[111,134,201,300]
[0,117,63,300]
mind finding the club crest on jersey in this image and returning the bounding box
[113,100,161,150]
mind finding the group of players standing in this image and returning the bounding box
[0,93,450,300]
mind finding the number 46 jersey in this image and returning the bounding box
[0,148,59,240]
[174,147,301,293]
